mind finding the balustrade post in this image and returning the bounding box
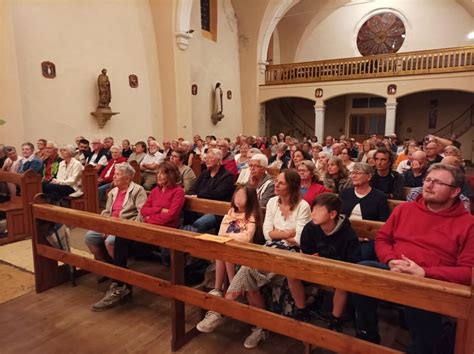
[385,100,398,136]
[314,103,326,142]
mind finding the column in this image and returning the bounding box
[314,103,326,143]
[259,103,266,137]
[385,100,397,136]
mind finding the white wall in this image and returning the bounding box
[9,0,162,146]
[189,0,242,139]
[295,0,474,62]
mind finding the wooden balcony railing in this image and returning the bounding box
[264,46,474,85]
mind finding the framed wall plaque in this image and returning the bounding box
[41,61,56,78]
[129,74,138,88]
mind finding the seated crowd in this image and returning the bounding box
[0,131,473,353]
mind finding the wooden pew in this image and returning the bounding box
[191,155,202,178]
[128,160,141,185]
[63,165,99,214]
[0,170,41,245]
[30,204,474,354]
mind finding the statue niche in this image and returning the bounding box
[91,68,119,128]
[211,82,224,125]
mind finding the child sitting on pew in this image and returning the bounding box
[296,193,361,332]
[197,184,263,333]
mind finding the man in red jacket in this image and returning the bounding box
[354,163,473,353]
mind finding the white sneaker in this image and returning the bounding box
[208,288,223,297]
[196,310,226,333]
[196,289,225,333]
[244,327,267,349]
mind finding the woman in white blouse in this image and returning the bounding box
[42,144,83,200]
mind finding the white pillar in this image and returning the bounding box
[314,103,326,143]
[385,100,397,136]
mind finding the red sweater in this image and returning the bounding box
[99,157,127,183]
[375,195,474,285]
[140,184,185,228]
[303,183,332,206]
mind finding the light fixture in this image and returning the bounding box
[468,31,474,40]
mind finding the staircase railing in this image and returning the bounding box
[278,99,314,137]
[265,45,474,85]
[432,104,474,138]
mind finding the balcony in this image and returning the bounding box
[264,46,474,85]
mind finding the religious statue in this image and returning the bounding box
[91,68,119,128]
[211,82,224,125]
[98,69,111,108]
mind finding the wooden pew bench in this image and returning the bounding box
[61,165,99,214]
[30,204,474,354]
[0,170,41,245]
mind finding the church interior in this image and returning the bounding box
[0,0,473,353]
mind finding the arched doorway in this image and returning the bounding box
[263,97,315,139]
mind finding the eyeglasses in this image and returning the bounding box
[249,164,263,169]
[423,178,457,188]
[350,171,369,176]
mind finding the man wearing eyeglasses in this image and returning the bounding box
[354,163,474,352]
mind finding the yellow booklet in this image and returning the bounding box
[196,233,233,243]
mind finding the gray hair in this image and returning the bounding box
[207,148,223,162]
[276,142,287,152]
[250,154,268,168]
[46,141,58,149]
[248,148,262,155]
[110,145,122,153]
[352,162,373,175]
[60,144,76,157]
[114,162,135,179]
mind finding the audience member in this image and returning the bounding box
[323,156,352,193]
[42,141,62,182]
[340,147,355,172]
[42,145,83,201]
[354,163,474,352]
[340,162,389,260]
[298,193,361,331]
[197,185,263,333]
[247,154,275,207]
[217,139,238,177]
[140,140,164,191]
[187,148,235,233]
[121,139,133,158]
[297,160,330,206]
[76,138,91,165]
[128,141,147,165]
[404,150,428,187]
[86,139,108,172]
[371,147,405,200]
[35,138,48,160]
[19,142,43,175]
[170,147,196,194]
[98,146,127,203]
[85,163,146,267]
[424,141,443,166]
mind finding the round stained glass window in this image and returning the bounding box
[357,12,406,56]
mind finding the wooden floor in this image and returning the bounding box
[0,271,307,354]
[0,227,410,354]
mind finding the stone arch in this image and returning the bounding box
[257,0,299,72]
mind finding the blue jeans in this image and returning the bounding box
[353,261,444,354]
[191,213,221,234]
[98,183,111,203]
